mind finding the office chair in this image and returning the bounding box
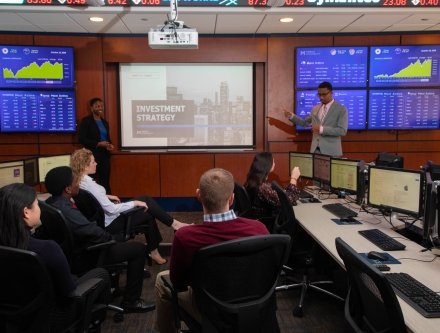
[37,200,125,322]
[73,189,144,241]
[0,245,103,333]
[233,181,253,218]
[335,237,406,333]
[271,181,344,317]
[233,181,276,231]
[162,234,291,333]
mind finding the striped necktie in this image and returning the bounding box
[320,104,328,123]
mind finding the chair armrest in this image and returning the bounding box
[160,274,183,331]
[85,240,116,253]
[120,206,144,240]
[69,277,102,299]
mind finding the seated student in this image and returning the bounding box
[71,148,188,265]
[44,166,156,313]
[244,152,301,228]
[0,183,111,332]
[154,168,269,333]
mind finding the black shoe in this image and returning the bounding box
[121,299,156,313]
[143,269,151,279]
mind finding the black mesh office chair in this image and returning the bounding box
[271,181,344,317]
[0,245,103,333]
[335,237,406,333]
[73,189,144,241]
[162,234,291,333]
[233,181,253,218]
[37,200,125,322]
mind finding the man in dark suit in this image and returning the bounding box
[79,97,114,193]
[284,81,348,157]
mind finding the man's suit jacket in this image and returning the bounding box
[290,100,348,157]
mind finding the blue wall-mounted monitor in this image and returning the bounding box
[0,45,75,90]
[369,45,440,88]
[368,89,440,130]
[296,46,368,89]
[0,90,76,133]
[295,89,367,130]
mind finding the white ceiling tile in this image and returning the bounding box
[257,14,313,34]
[216,13,265,34]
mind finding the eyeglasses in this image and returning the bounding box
[317,91,331,97]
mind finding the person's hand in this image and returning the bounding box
[133,200,148,211]
[283,108,293,119]
[312,124,321,134]
[107,195,120,203]
[290,166,301,183]
[97,141,110,148]
[106,143,114,151]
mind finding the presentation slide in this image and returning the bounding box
[295,89,367,130]
[368,89,440,130]
[296,46,368,88]
[0,45,74,89]
[119,63,254,150]
[369,45,440,88]
[0,90,76,132]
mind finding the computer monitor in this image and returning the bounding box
[330,157,359,195]
[38,154,71,183]
[313,153,331,186]
[0,160,24,187]
[375,152,404,169]
[289,152,313,179]
[23,157,39,186]
[368,166,423,218]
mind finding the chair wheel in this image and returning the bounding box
[113,312,124,323]
[292,306,303,317]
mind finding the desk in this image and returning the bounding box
[294,197,440,333]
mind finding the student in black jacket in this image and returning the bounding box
[79,97,113,193]
[45,166,155,313]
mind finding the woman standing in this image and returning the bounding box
[71,148,188,265]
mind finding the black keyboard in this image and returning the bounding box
[358,229,406,251]
[299,189,313,199]
[386,272,440,318]
[322,203,358,219]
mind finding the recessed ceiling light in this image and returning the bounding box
[280,17,293,23]
[89,17,104,23]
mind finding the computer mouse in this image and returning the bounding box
[309,197,320,203]
[367,251,388,261]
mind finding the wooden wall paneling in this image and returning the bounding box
[0,144,39,156]
[102,37,267,63]
[343,141,397,154]
[160,154,214,197]
[103,63,119,150]
[402,34,440,45]
[266,36,332,142]
[334,35,400,46]
[269,152,290,187]
[268,141,309,153]
[111,153,160,197]
[0,34,33,45]
[38,143,81,156]
[214,153,256,184]
[254,63,265,151]
[402,152,440,170]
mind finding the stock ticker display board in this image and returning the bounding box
[2,0,439,8]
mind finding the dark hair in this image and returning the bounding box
[318,81,333,91]
[89,97,103,108]
[245,152,273,197]
[45,166,73,196]
[0,183,36,249]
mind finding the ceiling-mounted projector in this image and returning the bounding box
[148,25,198,49]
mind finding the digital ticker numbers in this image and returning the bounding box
[11,0,440,6]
